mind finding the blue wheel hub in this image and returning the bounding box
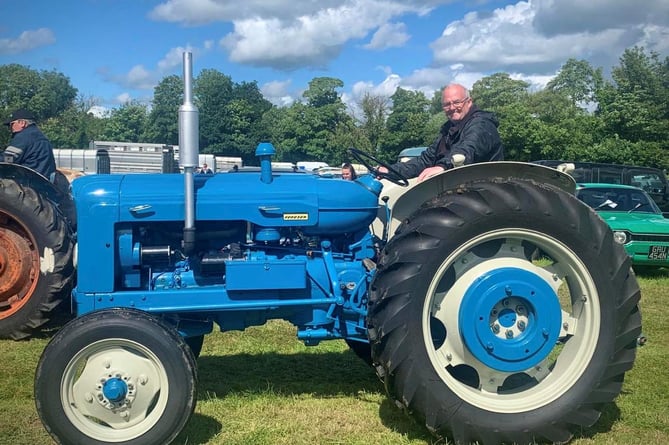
[458,267,562,372]
[102,377,128,403]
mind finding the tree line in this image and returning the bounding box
[1,46,667,170]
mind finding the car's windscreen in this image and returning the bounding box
[577,188,660,213]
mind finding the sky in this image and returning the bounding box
[1,0,668,116]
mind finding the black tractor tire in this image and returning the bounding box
[0,178,75,339]
[185,334,205,358]
[368,179,641,445]
[345,339,373,365]
[35,308,198,445]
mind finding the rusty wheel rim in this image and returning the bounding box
[0,211,40,318]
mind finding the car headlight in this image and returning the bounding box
[613,231,628,244]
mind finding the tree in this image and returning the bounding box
[299,77,352,163]
[302,77,343,108]
[470,73,529,112]
[195,69,234,153]
[143,75,182,145]
[357,92,389,155]
[0,64,78,144]
[546,59,603,106]
[428,89,444,115]
[596,47,669,146]
[226,80,273,158]
[382,88,431,161]
[99,101,148,142]
[40,95,106,148]
[194,70,272,157]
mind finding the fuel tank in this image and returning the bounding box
[71,171,381,235]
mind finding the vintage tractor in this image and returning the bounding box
[1,54,642,445]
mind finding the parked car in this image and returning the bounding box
[397,146,427,162]
[576,183,669,269]
[534,160,669,214]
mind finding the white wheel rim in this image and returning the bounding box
[60,338,169,442]
[422,229,601,412]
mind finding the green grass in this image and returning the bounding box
[1,270,667,445]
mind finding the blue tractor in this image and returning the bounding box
[1,54,642,445]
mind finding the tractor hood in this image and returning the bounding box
[71,171,381,235]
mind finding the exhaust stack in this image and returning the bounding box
[179,51,199,255]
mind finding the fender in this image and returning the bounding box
[373,161,577,238]
[0,163,76,230]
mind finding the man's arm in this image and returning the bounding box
[450,117,501,164]
[389,136,442,179]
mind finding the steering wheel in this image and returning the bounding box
[349,148,409,187]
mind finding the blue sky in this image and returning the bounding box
[2,0,668,114]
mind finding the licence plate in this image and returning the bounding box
[648,245,668,260]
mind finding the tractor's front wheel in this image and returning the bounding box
[368,179,641,445]
[35,308,197,445]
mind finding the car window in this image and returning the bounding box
[631,173,666,194]
[597,169,622,184]
[577,188,660,213]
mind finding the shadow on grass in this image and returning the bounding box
[176,350,433,444]
[196,350,382,397]
[187,350,624,444]
[29,311,627,445]
[175,412,223,445]
[572,402,621,440]
[633,265,669,277]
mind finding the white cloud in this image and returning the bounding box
[533,0,669,36]
[260,80,295,106]
[157,45,197,72]
[152,0,432,70]
[115,92,133,104]
[429,0,669,76]
[109,43,210,93]
[0,28,55,55]
[125,0,669,109]
[364,22,410,50]
[87,105,109,118]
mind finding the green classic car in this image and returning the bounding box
[576,183,669,269]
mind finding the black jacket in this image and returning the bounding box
[391,105,504,179]
[3,124,57,180]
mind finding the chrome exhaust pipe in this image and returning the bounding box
[179,51,199,254]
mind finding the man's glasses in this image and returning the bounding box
[442,97,469,109]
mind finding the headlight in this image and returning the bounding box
[613,231,628,244]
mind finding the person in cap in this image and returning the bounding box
[2,108,57,181]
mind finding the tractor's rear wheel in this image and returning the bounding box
[0,179,75,339]
[35,308,198,445]
[345,339,373,365]
[368,179,641,445]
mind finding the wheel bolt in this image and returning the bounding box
[491,323,500,334]
[517,321,526,331]
[505,330,514,339]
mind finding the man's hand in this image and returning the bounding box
[417,165,445,182]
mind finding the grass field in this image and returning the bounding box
[1,269,667,445]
